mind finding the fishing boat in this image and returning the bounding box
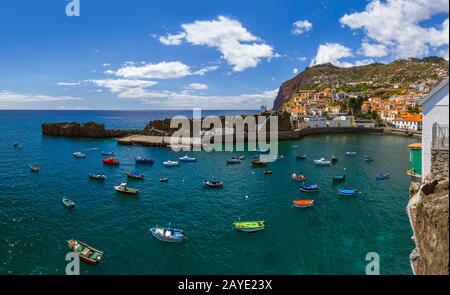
[251,160,267,167]
[135,156,154,164]
[126,172,144,179]
[292,199,314,208]
[346,151,357,156]
[114,182,139,195]
[149,224,187,243]
[103,157,119,165]
[226,158,241,164]
[203,180,223,188]
[338,188,361,196]
[296,154,307,160]
[73,152,86,158]
[331,155,338,162]
[314,158,331,166]
[29,164,40,172]
[179,155,197,162]
[233,220,266,232]
[89,173,106,180]
[300,184,319,192]
[163,160,179,167]
[67,239,103,265]
[291,173,306,181]
[263,170,272,175]
[160,177,169,182]
[332,174,346,181]
[376,172,390,180]
[364,156,374,162]
[62,197,75,209]
[101,151,114,156]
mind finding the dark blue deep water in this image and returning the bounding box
[0,110,416,274]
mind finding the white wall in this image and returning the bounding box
[422,82,449,176]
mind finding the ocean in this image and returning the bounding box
[0,110,416,274]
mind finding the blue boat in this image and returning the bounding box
[300,184,319,192]
[338,188,360,196]
[332,174,346,181]
[102,151,114,156]
[376,172,390,180]
[62,197,76,209]
[150,225,186,243]
[126,172,144,179]
[135,156,154,164]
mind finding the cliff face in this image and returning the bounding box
[42,122,142,138]
[407,149,449,275]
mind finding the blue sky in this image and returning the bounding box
[0,0,448,110]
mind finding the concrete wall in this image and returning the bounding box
[422,84,449,176]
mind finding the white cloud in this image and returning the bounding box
[160,16,276,72]
[159,33,186,45]
[102,63,112,67]
[0,90,83,103]
[87,79,158,93]
[114,61,217,79]
[186,83,208,90]
[56,82,80,86]
[292,20,313,35]
[340,0,449,59]
[310,43,354,67]
[359,42,388,57]
[293,68,299,75]
[104,69,115,75]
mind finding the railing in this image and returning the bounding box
[432,123,449,150]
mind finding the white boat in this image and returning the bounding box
[73,152,86,158]
[346,152,357,156]
[314,158,331,166]
[163,160,180,167]
[179,155,197,162]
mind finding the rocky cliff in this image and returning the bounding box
[407,149,449,275]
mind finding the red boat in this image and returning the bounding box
[251,160,267,167]
[292,199,314,208]
[103,157,119,165]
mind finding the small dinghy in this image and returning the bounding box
[135,156,154,164]
[149,224,186,243]
[346,151,357,156]
[203,180,223,188]
[331,155,338,162]
[376,172,390,180]
[332,174,346,181]
[226,158,241,164]
[29,164,40,172]
[251,160,267,167]
[300,184,319,192]
[291,173,306,181]
[233,220,266,232]
[68,239,103,265]
[314,158,331,166]
[103,157,119,165]
[263,170,272,175]
[338,188,361,196]
[296,154,307,160]
[114,182,139,195]
[126,172,144,179]
[364,156,374,162]
[62,197,76,209]
[179,155,197,162]
[163,160,179,167]
[160,177,169,182]
[73,152,86,158]
[292,199,314,208]
[102,151,114,156]
[89,173,106,180]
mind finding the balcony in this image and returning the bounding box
[432,123,449,150]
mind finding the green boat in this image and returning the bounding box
[233,220,266,232]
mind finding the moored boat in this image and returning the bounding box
[291,173,306,181]
[103,157,119,165]
[292,199,314,208]
[226,158,241,164]
[179,155,197,162]
[135,156,154,164]
[292,145,299,149]
[277,155,284,160]
[263,170,272,175]
[233,220,266,232]
[314,158,331,166]
[251,159,267,167]
[126,172,144,179]
[114,182,139,195]
[331,155,338,162]
[29,164,40,172]
[163,160,179,167]
[73,152,86,158]
[203,180,223,188]
[364,156,374,162]
[338,188,361,196]
[67,239,103,265]
[62,197,76,209]
[89,173,106,180]
[237,155,246,160]
[376,172,390,180]
[332,174,346,181]
[296,154,307,160]
[346,151,357,156]
[160,177,169,182]
[149,225,186,243]
[102,151,114,156]
[300,184,319,192]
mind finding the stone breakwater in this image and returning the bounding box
[41,122,142,138]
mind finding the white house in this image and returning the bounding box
[419,78,449,177]
[391,115,422,131]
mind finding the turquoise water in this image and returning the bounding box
[0,111,416,274]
